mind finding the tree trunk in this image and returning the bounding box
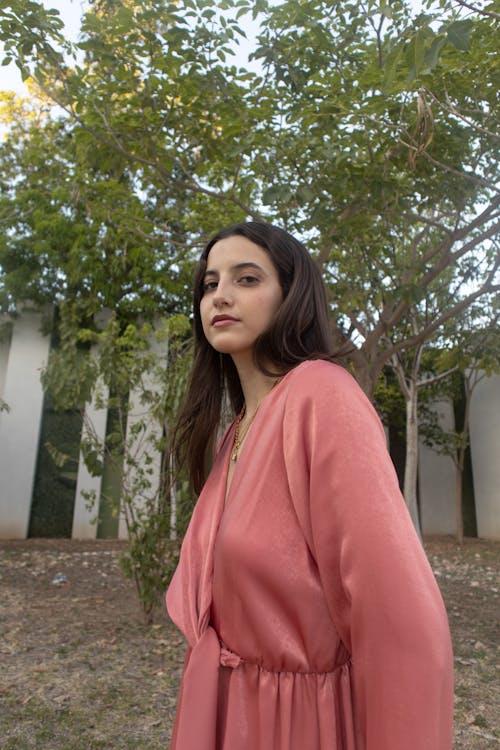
[351,358,379,400]
[456,378,472,543]
[404,383,422,538]
[169,453,177,540]
[455,463,464,544]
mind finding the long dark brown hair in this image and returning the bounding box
[173,220,337,494]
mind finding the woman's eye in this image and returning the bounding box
[203,280,218,292]
[238,275,259,285]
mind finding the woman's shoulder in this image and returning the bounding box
[283,359,379,420]
[285,359,359,395]
[283,359,384,437]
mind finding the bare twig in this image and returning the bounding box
[384,267,499,360]
[453,0,500,20]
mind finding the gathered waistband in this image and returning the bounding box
[219,639,350,675]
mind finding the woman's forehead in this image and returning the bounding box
[206,236,273,271]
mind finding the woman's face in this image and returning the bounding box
[200,235,283,362]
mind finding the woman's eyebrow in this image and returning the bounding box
[231,262,264,272]
[204,262,266,277]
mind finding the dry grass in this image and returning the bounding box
[0,536,498,749]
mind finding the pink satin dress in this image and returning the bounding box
[166,361,454,749]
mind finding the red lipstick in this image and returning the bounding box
[212,315,239,327]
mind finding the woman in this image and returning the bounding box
[166,221,453,750]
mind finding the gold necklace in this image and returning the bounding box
[230,377,283,462]
[231,406,257,462]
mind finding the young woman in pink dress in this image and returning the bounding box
[166,221,454,750]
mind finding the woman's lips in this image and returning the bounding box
[212,316,239,327]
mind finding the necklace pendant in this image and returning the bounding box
[231,441,239,462]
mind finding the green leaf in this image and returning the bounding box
[446,20,474,51]
[424,35,446,70]
[413,28,429,74]
[262,185,282,204]
[45,442,73,469]
[382,45,402,91]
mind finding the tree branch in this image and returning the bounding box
[453,0,500,20]
[400,133,498,191]
[34,81,264,220]
[417,365,459,389]
[384,267,500,360]
[424,88,500,142]
[374,207,500,341]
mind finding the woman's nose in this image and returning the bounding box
[213,280,233,307]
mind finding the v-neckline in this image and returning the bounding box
[224,419,247,506]
[222,370,292,506]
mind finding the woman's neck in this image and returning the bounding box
[233,356,279,414]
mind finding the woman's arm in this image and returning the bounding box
[284,361,454,750]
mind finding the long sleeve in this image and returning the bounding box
[283,361,454,750]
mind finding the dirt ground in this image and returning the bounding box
[0,536,498,749]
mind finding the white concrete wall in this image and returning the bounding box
[118,331,168,540]
[0,309,498,540]
[72,310,113,539]
[0,322,12,402]
[71,377,109,539]
[0,308,52,538]
[419,400,457,536]
[469,373,500,540]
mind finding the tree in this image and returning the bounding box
[249,0,499,395]
[42,310,194,621]
[248,0,499,519]
[388,310,458,532]
[420,308,500,542]
[0,86,196,319]
[2,0,497,364]
[0,0,68,74]
[1,0,264,320]
[1,0,498,533]
[20,0,263,226]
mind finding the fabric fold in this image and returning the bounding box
[170,626,220,750]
